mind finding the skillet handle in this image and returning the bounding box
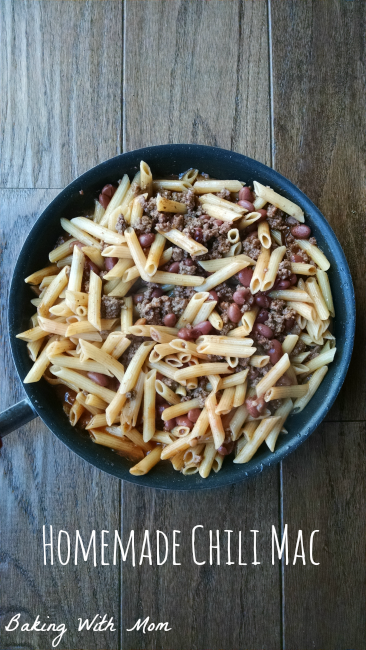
[0,399,37,438]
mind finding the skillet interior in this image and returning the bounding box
[8,144,355,490]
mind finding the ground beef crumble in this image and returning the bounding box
[136,285,195,325]
[101,296,123,319]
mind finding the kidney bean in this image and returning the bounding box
[291,224,311,239]
[188,408,201,423]
[253,323,274,339]
[256,209,268,222]
[163,313,177,327]
[85,258,100,275]
[87,372,110,387]
[239,186,254,202]
[256,309,269,324]
[184,258,195,266]
[164,418,177,432]
[285,316,295,331]
[64,389,77,406]
[243,223,258,234]
[157,402,169,417]
[176,415,192,428]
[233,288,250,305]
[109,377,120,392]
[289,273,298,285]
[228,303,242,323]
[238,267,253,287]
[286,216,299,226]
[101,184,117,198]
[208,290,218,301]
[255,294,271,309]
[139,233,155,247]
[168,262,180,274]
[268,339,283,365]
[151,288,164,298]
[217,441,235,456]
[178,328,194,341]
[104,257,118,271]
[276,374,293,386]
[290,253,303,263]
[200,214,211,221]
[277,279,291,289]
[133,293,144,304]
[73,241,85,250]
[214,219,223,226]
[98,193,111,209]
[193,228,203,243]
[238,199,255,212]
[245,396,266,418]
[192,321,213,336]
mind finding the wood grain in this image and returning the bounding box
[270,0,366,421]
[122,2,280,649]
[122,475,281,650]
[0,190,121,650]
[0,0,123,189]
[281,421,366,649]
[124,0,270,164]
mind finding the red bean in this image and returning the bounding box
[277,279,291,289]
[290,273,298,285]
[238,199,255,212]
[184,258,195,266]
[157,403,169,417]
[176,415,192,428]
[286,216,299,226]
[291,224,311,239]
[178,328,194,341]
[208,290,218,301]
[214,219,223,226]
[245,396,266,418]
[193,228,203,242]
[238,267,253,287]
[255,294,271,309]
[139,233,155,247]
[87,372,110,387]
[85,258,100,275]
[256,309,269,324]
[188,408,201,423]
[101,184,117,198]
[233,288,250,305]
[228,303,242,323]
[290,253,303,263]
[257,208,268,219]
[243,223,258,234]
[268,339,283,365]
[164,418,176,432]
[285,316,295,331]
[168,262,180,273]
[98,193,110,209]
[163,313,177,327]
[239,187,254,202]
[253,323,274,339]
[217,441,235,456]
[104,257,118,271]
[193,321,213,336]
[133,293,144,304]
[151,288,164,298]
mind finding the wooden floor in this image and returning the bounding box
[1,1,365,649]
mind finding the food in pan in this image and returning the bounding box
[17,162,336,478]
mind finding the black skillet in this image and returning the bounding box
[0,145,355,489]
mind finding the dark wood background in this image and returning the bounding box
[1,1,365,649]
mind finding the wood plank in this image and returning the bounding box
[0,193,121,648]
[270,0,366,421]
[124,0,270,164]
[0,0,123,189]
[281,422,366,648]
[122,2,280,649]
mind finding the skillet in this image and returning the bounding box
[0,144,356,489]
